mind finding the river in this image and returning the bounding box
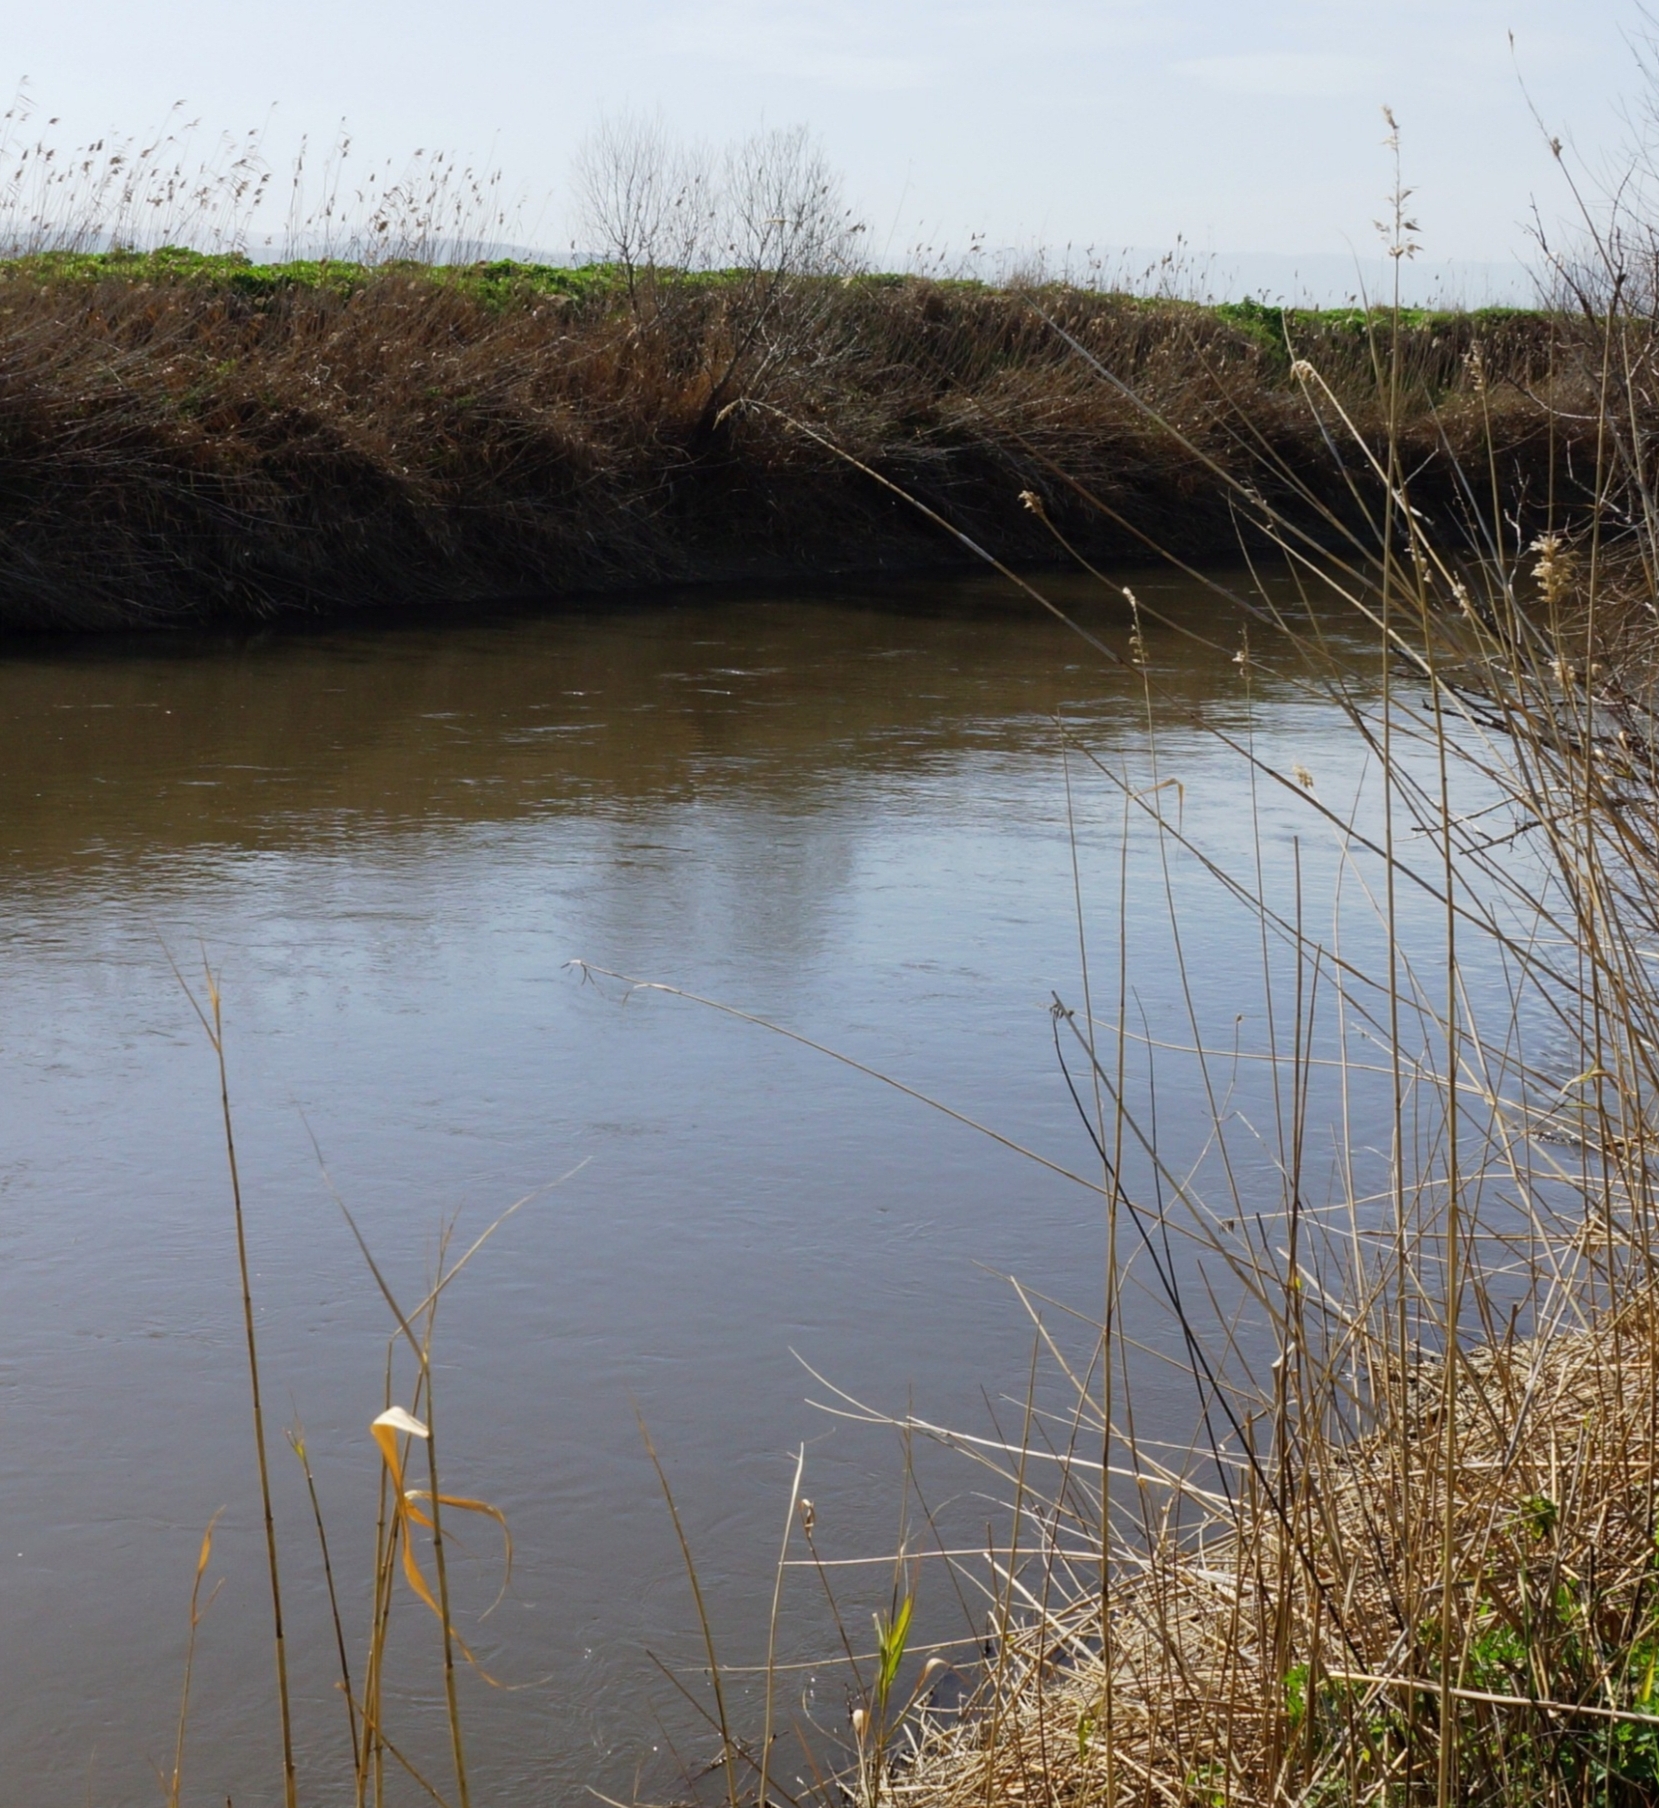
[0,567,1402,1804]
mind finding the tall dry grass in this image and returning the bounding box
[160,952,569,1808]
[0,92,525,264]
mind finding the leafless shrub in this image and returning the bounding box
[717,124,863,279]
[572,111,716,305]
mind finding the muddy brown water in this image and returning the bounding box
[0,570,1404,1804]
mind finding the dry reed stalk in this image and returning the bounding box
[169,958,298,1808]
[165,1511,223,1808]
[287,1417,362,1786]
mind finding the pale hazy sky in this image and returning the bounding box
[6,0,1646,286]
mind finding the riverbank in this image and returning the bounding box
[0,249,1577,630]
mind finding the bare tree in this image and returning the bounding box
[719,125,862,279]
[682,127,866,424]
[567,117,866,430]
[572,112,714,308]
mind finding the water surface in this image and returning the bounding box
[0,571,1392,1804]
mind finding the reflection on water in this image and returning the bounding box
[0,571,1384,1804]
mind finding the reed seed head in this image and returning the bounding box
[1530,532,1577,609]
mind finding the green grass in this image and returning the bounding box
[0,242,1559,338]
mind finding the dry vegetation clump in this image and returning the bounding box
[0,254,1584,630]
[895,1301,1659,1808]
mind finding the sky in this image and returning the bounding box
[4,0,1649,299]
